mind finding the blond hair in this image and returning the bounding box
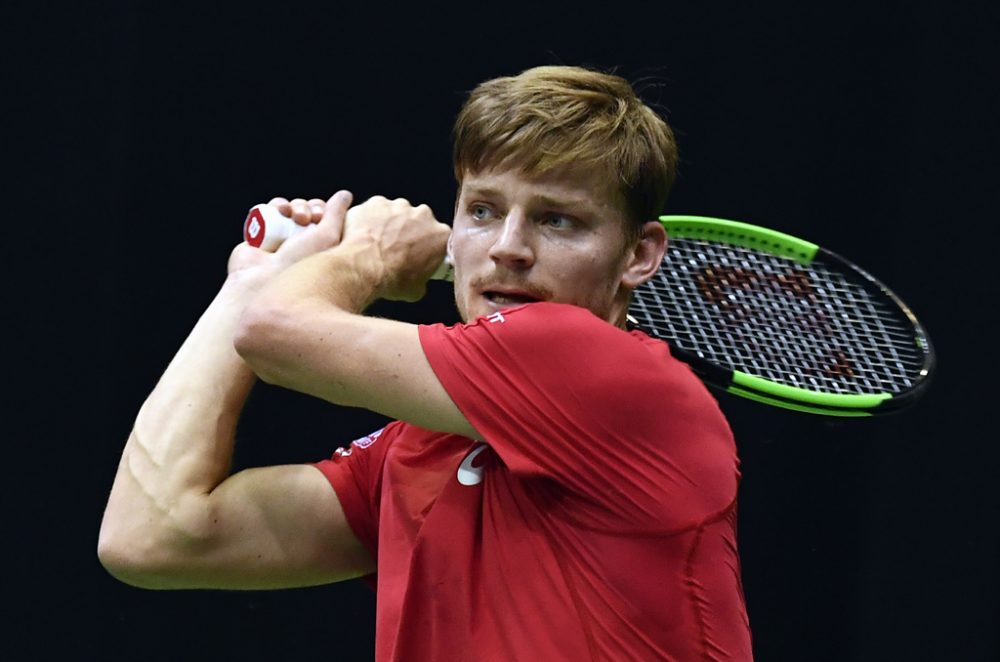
[452,65,678,231]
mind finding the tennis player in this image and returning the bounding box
[99,65,753,660]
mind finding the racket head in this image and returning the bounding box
[628,215,935,416]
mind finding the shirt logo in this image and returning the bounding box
[352,428,384,449]
[457,444,489,486]
[487,311,506,324]
[334,428,385,458]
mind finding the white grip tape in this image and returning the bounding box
[242,203,454,281]
[243,204,312,252]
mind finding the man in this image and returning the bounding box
[99,65,753,660]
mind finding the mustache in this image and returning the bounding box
[469,273,554,301]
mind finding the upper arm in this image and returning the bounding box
[235,301,480,439]
[101,463,375,590]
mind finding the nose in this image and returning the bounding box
[488,211,535,270]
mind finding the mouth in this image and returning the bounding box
[481,289,544,307]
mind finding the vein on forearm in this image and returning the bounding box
[125,279,258,498]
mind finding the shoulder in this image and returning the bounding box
[496,302,675,368]
[420,301,662,354]
[419,301,681,380]
[420,301,703,403]
[349,421,463,458]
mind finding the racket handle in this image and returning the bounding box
[243,204,312,252]
[242,204,454,281]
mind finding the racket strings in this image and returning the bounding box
[631,239,926,395]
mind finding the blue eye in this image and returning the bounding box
[544,215,573,229]
[470,204,492,221]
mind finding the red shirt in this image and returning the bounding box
[315,302,752,661]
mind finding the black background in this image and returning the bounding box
[6,1,998,660]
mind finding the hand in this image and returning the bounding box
[228,191,354,275]
[268,196,329,228]
[341,196,451,302]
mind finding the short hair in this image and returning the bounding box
[452,65,678,236]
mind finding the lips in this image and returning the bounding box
[471,277,553,313]
[483,291,542,305]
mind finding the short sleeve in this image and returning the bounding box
[418,302,739,528]
[312,421,402,558]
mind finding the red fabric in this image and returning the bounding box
[314,302,752,661]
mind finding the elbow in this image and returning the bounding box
[233,298,272,361]
[97,537,155,589]
[97,504,214,590]
[233,300,289,380]
[97,527,169,589]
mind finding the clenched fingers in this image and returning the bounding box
[266,196,326,226]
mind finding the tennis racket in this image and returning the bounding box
[629,215,934,416]
[244,205,934,417]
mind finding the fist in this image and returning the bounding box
[229,191,353,275]
[267,196,328,225]
[342,196,451,301]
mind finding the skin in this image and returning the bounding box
[450,167,667,327]
[97,193,379,590]
[98,168,666,590]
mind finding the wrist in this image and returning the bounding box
[242,241,387,317]
[321,239,389,312]
[221,264,276,298]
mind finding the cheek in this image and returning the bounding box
[449,234,476,319]
[448,223,478,260]
[565,257,625,301]
[449,235,472,285]
[566,252,619,282]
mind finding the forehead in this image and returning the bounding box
[459,167,625,215]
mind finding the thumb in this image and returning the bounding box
[318,189,353,243]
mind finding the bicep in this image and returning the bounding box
[238,306,479,439]
[169,464,375,589]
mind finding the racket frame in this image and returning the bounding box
[634,215,935,416]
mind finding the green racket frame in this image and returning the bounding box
[628,215,935,416]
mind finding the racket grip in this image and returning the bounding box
[241,203,454,281]
[243,204,313,252]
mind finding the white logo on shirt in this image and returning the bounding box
[334,428,385,457]
[352,428,384,449]
[487,311,505,324]
[457,444,489,486]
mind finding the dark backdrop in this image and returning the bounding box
[7,1,997,660]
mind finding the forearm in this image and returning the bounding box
[100,272,261,565]
[235,242,385,392]
[234,237,476,436]
[253,237,385,313]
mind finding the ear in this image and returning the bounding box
[446,229,455,263]
[620,221,668,289]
